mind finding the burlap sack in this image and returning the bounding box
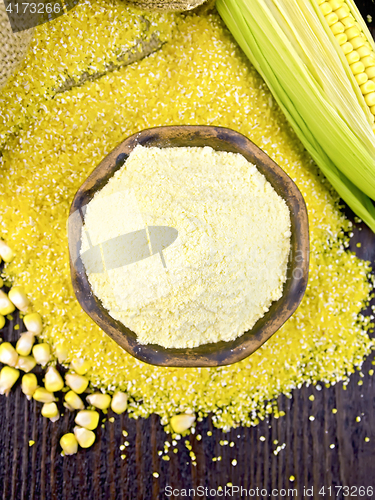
[0,2,34,89]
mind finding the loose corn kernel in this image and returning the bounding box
[170,414,196,434]
[55,342,69,364]
[60,433,78,455]
[70,358,91,375]
[64,390,85,410]
[16,355,36,373]
[86,393,111,410]
[355,73,368,85]
[45,366,64,392]
[8,286,30,313]
[319,3,332,15]
[360,80,375,95]
[0,241,13,263]
[350,61,365,75]
[325,12,338,26]
[365,92,375,107]
[33,387,56,403]
[0,315,5,330]
[0,366,20,395]
[341,41,353,54]
[65,373,89,394]
[75,410,100,430]
[21,373,38,399]
[16,331,35,356]
[74,426,96,449]
[334,33,347,45]
[111,391,128,414]
[0,291,16,316]
[41,402,60,422]
[331,21,345,35]
[23,313,43,335]
[346,50,359,64]
[0,341,18,366]
[32,343,51,366]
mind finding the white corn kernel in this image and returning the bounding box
[0,341,18,366]
[0,290,15,316]
[170,414,196,434]
[60,433,78,455]
[33,387,56,403]
[32,343,51,366]
[65,373,88,394]
[0,366,20,395]
[16,355,36,373]
[55,342,69,364]
[74,426,96,449]
[8,286,30,313]
[111,392,128,414]
[23,313,43,335]
[75,410,99,430]
[16,331,35,356]
[86,393,111,410]
[70,358,91,375]
[21,373,38,399]
[65,390,85,410]
[0,241,13,263]
[41,402,60,422]
[45,366,64,392]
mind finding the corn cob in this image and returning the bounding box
[216,0,375,231]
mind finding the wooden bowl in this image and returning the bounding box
[69,125,309,367]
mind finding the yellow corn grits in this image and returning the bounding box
[0,0,373,429]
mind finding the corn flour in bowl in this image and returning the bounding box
[79,144,291,349]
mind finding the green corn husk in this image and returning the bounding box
[216,0,375,232]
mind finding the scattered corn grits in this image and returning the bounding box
[0,0,373,428]
[81,145,291,348]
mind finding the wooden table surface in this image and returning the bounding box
[1,3,375,499]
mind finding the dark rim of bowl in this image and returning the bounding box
[69,125,309,367]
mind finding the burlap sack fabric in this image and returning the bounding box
[0,1,34,90]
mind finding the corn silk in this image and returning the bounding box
[0,0,373,429]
